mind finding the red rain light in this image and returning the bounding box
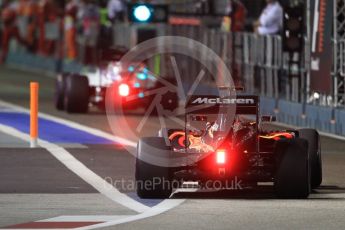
[216,149,226,164]
[119,83,130,97]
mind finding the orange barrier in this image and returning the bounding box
[30,82,39,147]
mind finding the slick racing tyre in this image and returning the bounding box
[298,129,322,188]
[64,74,89,113]
[274,139,311,198]
[136,137,173,199]
[55,73,69,110]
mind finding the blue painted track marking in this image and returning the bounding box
[0,112,113,145]
[0,107,165,206]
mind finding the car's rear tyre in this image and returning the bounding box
[64,74,89,113]
[55,73,69,110]
[298,129,322,188]
[274,139,310,198]
[136,137,172,199]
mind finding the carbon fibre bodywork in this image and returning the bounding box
[166,95,296,183]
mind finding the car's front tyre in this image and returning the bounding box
[64,74,90,113]
[55,73,69,111]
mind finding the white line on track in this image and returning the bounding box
[0,100,136,147]
[0,124,149,213]
[0,100,186,227]
[0,100,344,228]
[0,227,77,230]
[2,99,345,142]
[38,215,132,222]
[76,199,185,230]
[0,123,185,227]
[0,198,184,230]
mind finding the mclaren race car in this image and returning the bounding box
[135,94,322,199]
[54,48,178,114]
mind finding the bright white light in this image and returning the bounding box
[216,150,226,164]
[313,92,320,100]
[113,66,120,74]
[134,5,151,22]
[119,83,130,97]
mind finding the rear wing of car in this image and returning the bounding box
[185,95,259,115]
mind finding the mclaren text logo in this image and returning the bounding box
[192,98,255,105]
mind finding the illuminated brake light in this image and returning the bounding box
[119,84,130,97]
[216,150,226,164]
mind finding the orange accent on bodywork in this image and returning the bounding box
[169,131,214,152]
[169,131,185,141]
[178,136,185,147]
[260,132,294,141]
[169,131,186,147]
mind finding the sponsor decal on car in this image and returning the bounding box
[192,98,255,105]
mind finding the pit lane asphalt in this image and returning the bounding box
[0,66,345,230]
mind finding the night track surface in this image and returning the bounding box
[0,66,344,230]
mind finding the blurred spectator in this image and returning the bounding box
[221,0,247,32]
[107,0,124,23]
[38,0,61,56]
[0,0,4,49]
[254,0,283,35]
[99,0,110,28]
[98,0,112,49]
[64,0,79,60]
[221,1,247,87]
[17,0,38,52]
[37,0,47,54]
[80,0,99,64]
[0,0,26,63]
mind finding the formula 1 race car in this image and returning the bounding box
[54,48,178,114]
[135,93,322,199]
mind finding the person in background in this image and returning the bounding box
[222,0,247,32]
[38,0,60,56]
[37,0,47,54]
[221,0,247,87]
[81,0,99,64]
[107,0,124,23]
[64,0,79,60]
[0,0,4,51]
[0,0,26,63]
[17,0,38,52]
[98,0,113,49]
[253,0,283,35]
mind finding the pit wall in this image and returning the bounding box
[6,51,345,137]
[261,97,345,136]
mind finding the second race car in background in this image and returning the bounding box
[54,47,178,114]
